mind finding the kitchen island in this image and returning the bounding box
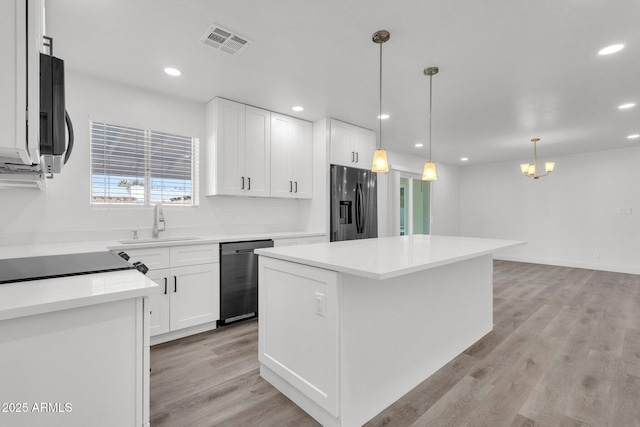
[256,234,524,427]
[0,261,158,427]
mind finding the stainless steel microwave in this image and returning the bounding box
[39,51,74,174]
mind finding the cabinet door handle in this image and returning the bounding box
[164,277,167,295]
[295,181,298,193]
[355,152,359,163]
[351,151,355,162]
[248,177,251,190]
[174,276,177,293]
[241,176,245,189]
[289,181,293,192]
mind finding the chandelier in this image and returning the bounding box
[520,138,555,179]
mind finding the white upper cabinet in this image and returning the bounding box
[329,119,375,170]
[244,106,271,196]
[291,118,313,198]
[206,98,271,197]
[351,125,376,168]
[329,120,353,166]
[271,113,313,199]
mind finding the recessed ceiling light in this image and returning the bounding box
[378,114,389,120]
[292,106,304,112]
[598,44,624,55]
[627,134,640,139]
[415,143,424,148]
[618,103,636,109]
[460,157,469,161]
[164,67,181,76]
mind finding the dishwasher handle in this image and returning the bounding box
[220,240,275,256]
[234,248,257,254]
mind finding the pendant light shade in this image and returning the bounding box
[371,30,390,173]
[372,149,389,172]
[422,162,437,181]
[545,162,555,173]
[422,67,439,181]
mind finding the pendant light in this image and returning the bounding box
[371,30,390,173]
[520,138,555,179]
[422,67,439,181]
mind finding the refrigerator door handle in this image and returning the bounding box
[355,183,364,234]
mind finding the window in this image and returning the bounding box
[90,121,199,206]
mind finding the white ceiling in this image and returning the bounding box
[47,0,640,165]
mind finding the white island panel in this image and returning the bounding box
[0,298,147,427]
[339,255,492,426]
[259,258,340,417]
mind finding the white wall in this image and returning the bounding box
[459,146,640,274]
[298,118,329,234]
[0,71,314,246]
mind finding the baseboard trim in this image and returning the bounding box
[494,254,640,275]
[150,321,218,346]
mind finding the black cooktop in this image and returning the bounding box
[0,251,136,285]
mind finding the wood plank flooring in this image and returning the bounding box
[150,261,640,426]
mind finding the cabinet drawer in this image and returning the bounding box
[122,248,170,270]
[170,244,219,267]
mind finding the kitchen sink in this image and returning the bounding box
[118,236,202,244]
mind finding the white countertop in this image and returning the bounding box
[0,270,159,321]
[0,231,323,321]
[256,235,526,280]
[0,231,325,260]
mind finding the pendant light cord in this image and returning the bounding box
[429,74,433,162]
[379,41,383,150]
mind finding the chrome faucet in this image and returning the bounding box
[152,202,165,238]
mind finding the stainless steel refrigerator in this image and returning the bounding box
[330,165,378,241]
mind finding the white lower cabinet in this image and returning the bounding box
[170,264,219,330]
[124,244,220,340]
[147,269,171,335]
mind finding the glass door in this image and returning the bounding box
[399,173,430,236]
[400,177,410,235]
[412,179,430,235]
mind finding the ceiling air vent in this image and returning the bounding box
[199,24,252,56]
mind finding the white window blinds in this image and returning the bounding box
[90,122,199,206]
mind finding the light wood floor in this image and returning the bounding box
[150,261,640,426]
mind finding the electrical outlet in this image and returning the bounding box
[594,250,600,259]
[618,208,633,215]
[315,292,325,317]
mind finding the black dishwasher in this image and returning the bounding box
[218,239,274,325]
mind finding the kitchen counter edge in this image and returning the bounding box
[0,231,326,260]
[256,235,526,280]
